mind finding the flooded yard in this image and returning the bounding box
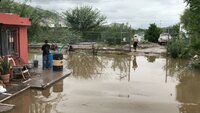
[3,52,200,113]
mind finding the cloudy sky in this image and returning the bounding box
[15,0,186,29]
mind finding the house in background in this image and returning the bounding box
[133,32,145,42]
[0,13,31,63]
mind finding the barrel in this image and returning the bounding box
[53,53,63,71]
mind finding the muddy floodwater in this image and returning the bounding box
[4,52,200,113]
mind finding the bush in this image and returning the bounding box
[166,38,190,58]
[191,51,200,68]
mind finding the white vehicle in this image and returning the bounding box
[158,33,172,45]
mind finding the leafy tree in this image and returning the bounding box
[184,0,200,13]
[166,38,191,58]
[168,24,180,37]
[63,6,106,37]
[0,0,15,13]
[144,23,162,43]
[181,2,200,51]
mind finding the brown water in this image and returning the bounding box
[4,52,200,113]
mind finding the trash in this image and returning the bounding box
[0,85,6,93]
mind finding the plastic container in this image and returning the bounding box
[53,53,63,71]
[42,52,53,69]
[33,60,38,68]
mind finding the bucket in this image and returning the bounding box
[42,53,53,69]
[49,52,53,68]
[33,60,38,68]
[53,53,63,71]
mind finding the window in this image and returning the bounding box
[0,26,19,57]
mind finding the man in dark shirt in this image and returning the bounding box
[41,40,50,69]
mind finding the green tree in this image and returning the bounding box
[0,0,14,13]
[169,24,180,37]
[181,7,200,50]
[181,4,200,67]
[184,0,200,13]
[63,6,106,37]
[144,23,162,43]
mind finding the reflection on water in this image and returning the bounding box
[165,57,190,78]
[3,52,200,113]
[53,81,63,93]
[176,70,200,104]
[5,90,31,113]
[179,104,200,113]
[164,57,200,113]
[176,69,200,113]
[30,80,64,113]
[66,53,105,79]
[66,53,132,80]
[145,55,157,63]
[132,55,138,70]
[5,80,64,113]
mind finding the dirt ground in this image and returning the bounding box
[132,43,166,56]
[28,42,167,56]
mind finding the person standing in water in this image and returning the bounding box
[133,35,139,51]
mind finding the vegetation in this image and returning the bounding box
[166,38,190,58]
[0,0,68,43]
[144,23,162,43]
[166,0,200,63]
[181,9,200,50]
[184,0,200,12]
[1,1,134,45]
[0,58,10,75]
[167,24,180,37]
[182,0,200,50]
[101,23,134,45]
[0,0,198,62]
[172,0,199,67]
[63,6,106,38]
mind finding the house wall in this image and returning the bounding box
[0,13,31,63]
[19,26,28,63]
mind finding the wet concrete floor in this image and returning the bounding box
[29,67,71,89]
[3,52,200,113]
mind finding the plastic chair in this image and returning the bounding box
[8,57,31,80]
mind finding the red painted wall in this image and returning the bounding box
[19,26,28,63]
[0,13,31,63]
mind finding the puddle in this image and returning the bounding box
[4,52,200,113]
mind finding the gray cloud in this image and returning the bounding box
[15,0,186,28]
